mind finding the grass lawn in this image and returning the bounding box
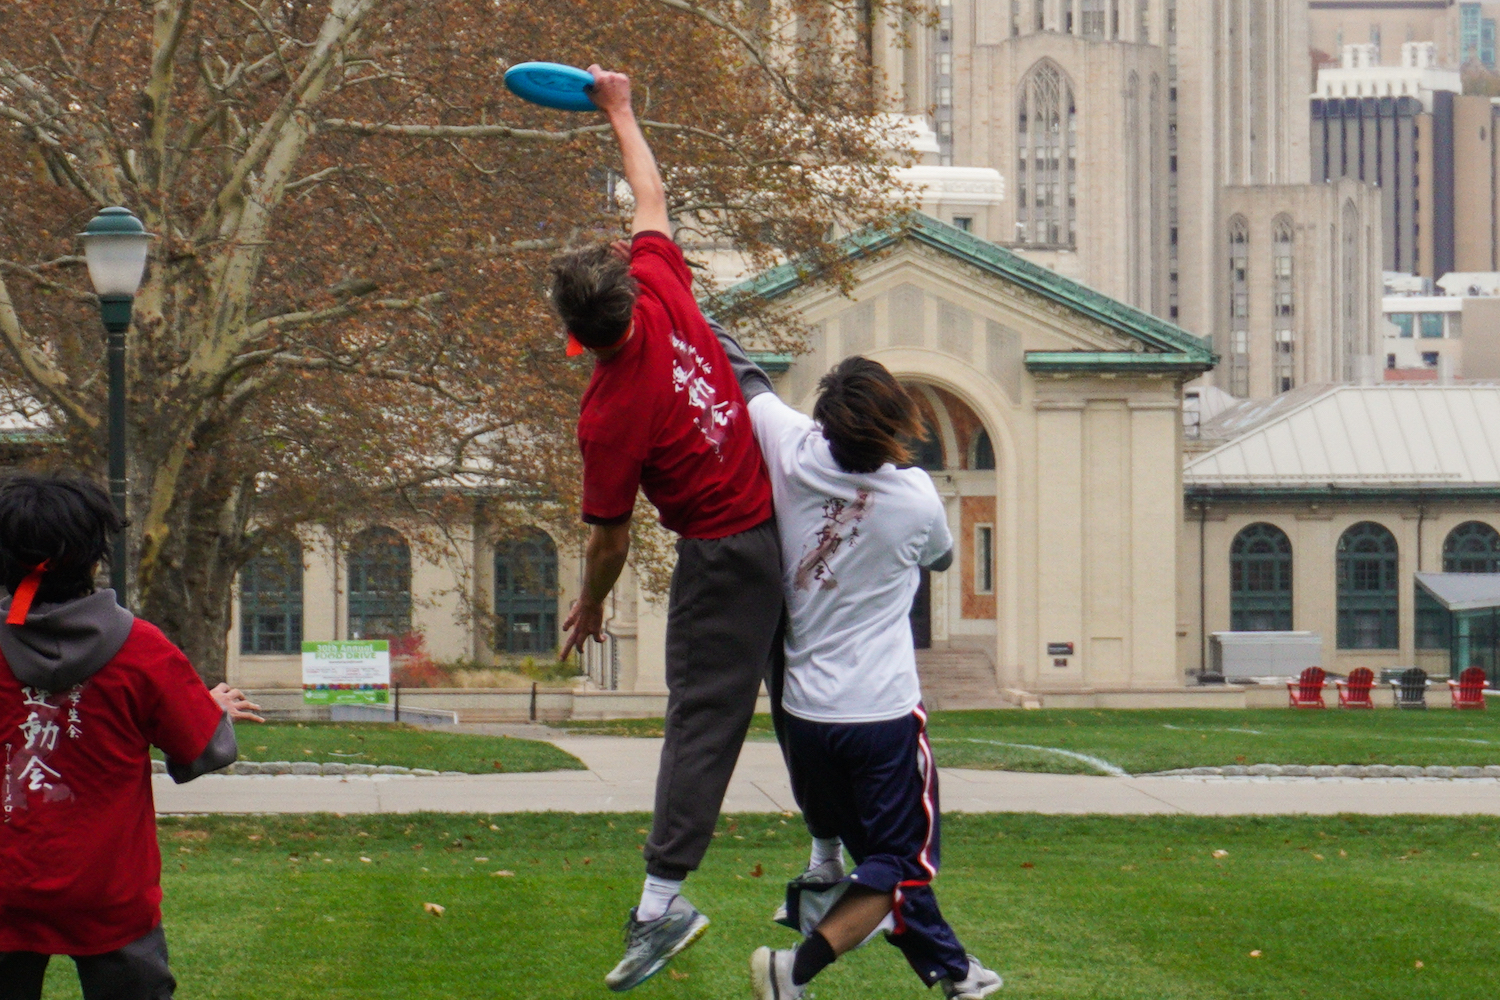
[35,812,1500,999]
[150,721,583,774]
[561,709,1500,775]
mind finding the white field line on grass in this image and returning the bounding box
[936,738,1129,777]
[1161,724,1265,735]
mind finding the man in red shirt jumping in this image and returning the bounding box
[0,473,258,999]
[551,66,784,991]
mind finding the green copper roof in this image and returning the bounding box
[1026,351,1216,376]
[746,351,793,374]
[723,212,1216,369]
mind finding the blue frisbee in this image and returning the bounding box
[504,62,599,112]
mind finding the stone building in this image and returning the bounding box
[868,0,1384,403]
[1312,42,1500,277]
[1180,383,1500,686]
[1308,1,1500,71]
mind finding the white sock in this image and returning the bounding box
[810,836,842,868]
[636,875,682,922]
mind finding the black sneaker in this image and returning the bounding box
[604,896,710,992]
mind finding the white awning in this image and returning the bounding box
[1415,573,1500,612]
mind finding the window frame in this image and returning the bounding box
[974,523,995,596]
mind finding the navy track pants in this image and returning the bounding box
[783,706,970,986]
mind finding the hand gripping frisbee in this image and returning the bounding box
[504,62,599,112]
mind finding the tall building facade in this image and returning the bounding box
[872,1,1384,400]
[1307,0,1500,68]
[1313,43,1500,277]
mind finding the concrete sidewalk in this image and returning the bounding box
[153,733,1500,816]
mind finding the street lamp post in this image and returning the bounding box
[80,207,151,606]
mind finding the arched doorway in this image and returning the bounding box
[898,382,998,654]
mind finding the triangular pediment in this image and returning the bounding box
[724,213,1215,375]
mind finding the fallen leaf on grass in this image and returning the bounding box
[475,857,489,862]
[423,902,446,917]
[1120,865,1136,872]
[667,970,689,981]
[1212,850,1229,859]
[1312,854,1325,861]
[1415,960,1424,969]
[493,760,505,771]
[750,864,764,878]
[1249,951,1261,958]
[491,870,515,877]
[359,857,372,864]
[1020,862,1034,869]
[490,824,501,831]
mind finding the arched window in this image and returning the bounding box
[970,428,996,471]
[1017,60,1078,248]
[494,529,559,655]
[1230,524,1292,631]
[1272,216,1295,395]
[347,527,411,640]
[1228,216,1250,397]
[240,538,303,654]
[1337,522,1399,649]
[1444,522,1500,573]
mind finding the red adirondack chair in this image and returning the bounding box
[1449,666,1488,710]
[1287,666,1327,708]
[1336,667,1375,708]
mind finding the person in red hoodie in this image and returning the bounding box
[0,473,260,1000]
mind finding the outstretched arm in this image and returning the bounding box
[589,65,670,235]
[707,318,775,401]
[560,520,632,661]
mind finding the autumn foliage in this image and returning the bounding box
[0,0,917,681]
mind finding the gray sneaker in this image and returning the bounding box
[604,896,710,992]
[750,946,804,1000]
[772,856,847,927]
[940,955,1003,999]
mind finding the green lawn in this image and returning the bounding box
[562,709,1500,775]
[151,721,584,773]
[36,813,1500,999]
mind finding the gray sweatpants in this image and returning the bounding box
[644,517,784,880]
[0,925,175,1000]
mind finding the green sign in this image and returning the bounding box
[302,640,391,705]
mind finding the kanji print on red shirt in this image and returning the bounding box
[4,683,84,819]
[794,491,873,591]
[670,331,738,455]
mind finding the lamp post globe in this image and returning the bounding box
[79,206,152,605]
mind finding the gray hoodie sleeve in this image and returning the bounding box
[166,712,238,784]
[707,317,775,401]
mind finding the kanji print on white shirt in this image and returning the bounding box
[794,491,874,591]
[671,332,738,455]
[4,684,82,821]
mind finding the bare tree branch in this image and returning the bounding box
[0,273,97,430]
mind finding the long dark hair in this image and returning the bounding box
[813,357,924,474]
[0,473,125,603]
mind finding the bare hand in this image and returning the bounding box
[560,598,606,661]
[587,65,632,115]
[211,682,266,723]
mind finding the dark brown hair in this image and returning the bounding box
[813,357,924,474]
[547,244,638,349]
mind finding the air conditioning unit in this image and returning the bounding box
[1210,632,1323,679]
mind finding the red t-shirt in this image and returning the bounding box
[577,231,773,539]
[0,621,223,955]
